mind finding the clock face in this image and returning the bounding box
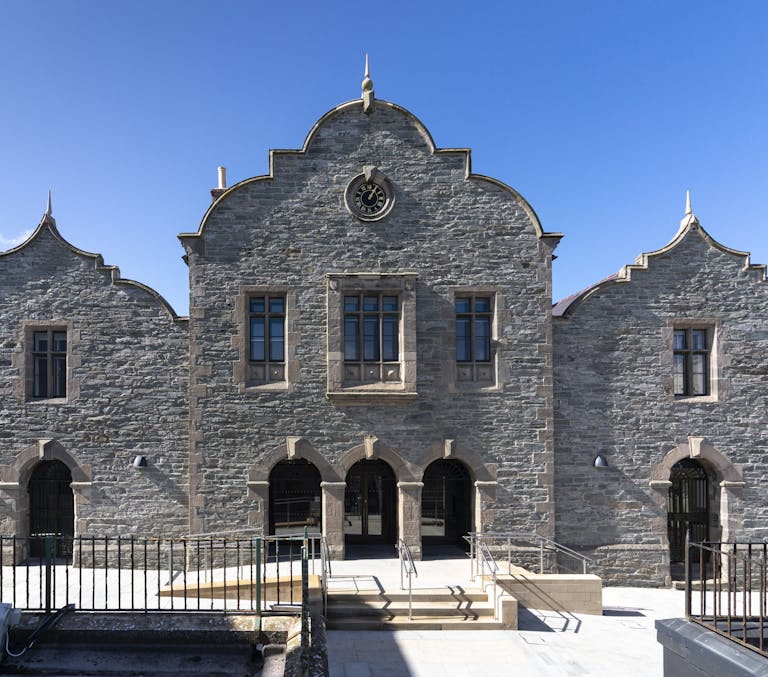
[353,182,387,216]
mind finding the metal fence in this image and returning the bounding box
[0,533,324,615]
[686,540,767,658]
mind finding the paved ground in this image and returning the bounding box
[326,553,685,677]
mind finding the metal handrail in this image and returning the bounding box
[477,539,498,620]
[396,539,418,621]
[319,537,331,615]
[465,532,592,575]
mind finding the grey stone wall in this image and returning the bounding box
[554,221,768,584]
[181,100,558,544]
[0,220,189,537]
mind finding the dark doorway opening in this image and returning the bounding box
[344,459,396,545]
[28,460,74,560]
[269,459,322,536]
[668,458,709,564]
[422,459,472,551]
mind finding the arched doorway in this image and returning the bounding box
[269,459,322,535]
[344,459,396,544]
[422,459,472,548]
[668,458,709,563]
[28,460,74,559]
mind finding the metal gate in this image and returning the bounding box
[28,460,74,560]
[668,459,709,562]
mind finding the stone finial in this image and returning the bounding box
[680,189,700,229]
[362,54,374,114]
[43,190,55,224]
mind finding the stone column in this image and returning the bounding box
[397,481,424,560]
[719,480,745,544]
[474,481,498,533]
[321,481,346,560]
[649,480,673,585]
[246,480,270,536]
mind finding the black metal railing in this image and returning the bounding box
[686,539,767,658]
[0,533,324,615]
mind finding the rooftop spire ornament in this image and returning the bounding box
[362,53,374,114]
[43,190,55,224]
[680,189,700,229]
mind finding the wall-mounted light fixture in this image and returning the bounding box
[593,454,608,468]
[132,455,147,469]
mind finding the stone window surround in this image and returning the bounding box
[234,286,298,393]
[447,286,503,393]
[14,320,81,404]
[326,273,418,405]
[665,319,719,403]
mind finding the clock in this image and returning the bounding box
[345,170,394,221]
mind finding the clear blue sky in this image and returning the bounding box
[1,1,766,316]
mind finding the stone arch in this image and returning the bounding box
[335,439,419,483]
[0,439,92,543]
[650,437,745,580]
[248,437,339,483]
[416,440,497,483]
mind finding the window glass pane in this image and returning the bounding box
[475,297,491,313]
[52,332,67,352]
[250,297,265,313]
[692,330,706,351]
[475,317,491,361]
[455,298,470,314]
[382,296,398,312]
[269,317,285,361]
[363,296,378,312]
[52,356,66,397]
[673,330,687,350]
[673,354,686,395]
[382,316,398,361]
[344,317,359,360]
[269,297,285,314]
[344,296,359,312]
[692,354,707,395]
[34,332,48,352]
[250,318,265,361]
[363,317,379,361]
[456,318,471,362]
[33,356,47,398]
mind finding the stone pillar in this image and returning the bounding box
[719,480,746,544]
[246,480,270,536]
[321,481,346,560]
[474,481,498,533]
[649,480,673,585]
[397,481,424,560]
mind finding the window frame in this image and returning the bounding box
[326,273,418,404]
[448,287,501,392]
[19,322,76,404]
[668,321,718,403]
[235,286,297,393]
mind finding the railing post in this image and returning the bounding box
[254,537,262,614]
[301,529,309,677]
[684,530,691,618]
[539,539,544,574]
[44,536,53,614]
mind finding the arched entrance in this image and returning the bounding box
[422,459,472,548]
[28,460,74,559]
[668,458,709,562]
[344,459,397,544]
[269,459,322,535]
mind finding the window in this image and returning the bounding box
[32,330,67,399]
[673,328,709,396]
[343,294,399,382]
[248,294,286,385]
[326,273,418,402]
[455,295,494,383]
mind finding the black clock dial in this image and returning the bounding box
[353,182,387,215]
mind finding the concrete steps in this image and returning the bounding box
[326,586,504,630]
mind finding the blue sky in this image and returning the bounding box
[1,1,766,315]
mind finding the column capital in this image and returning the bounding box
[320,481,347,488]
[397,481,424,488]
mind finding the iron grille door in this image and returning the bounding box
[28,461,74,559]
[668,459,709,562]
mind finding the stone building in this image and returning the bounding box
[0,69,765,583]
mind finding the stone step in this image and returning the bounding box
[327,602,494,619]
[327,588,489,604]
[326,617,504,631]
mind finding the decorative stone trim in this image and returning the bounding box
[649,480,673,489]
[720,481,746,489]
[247,481,270,488]
[397,482,424,488]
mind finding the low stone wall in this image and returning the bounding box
[497,571,602,615]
